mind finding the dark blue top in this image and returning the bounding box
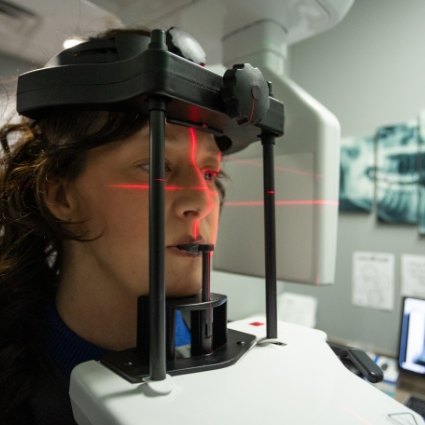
[44,302,191,379]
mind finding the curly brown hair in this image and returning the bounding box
[0,109,149,418]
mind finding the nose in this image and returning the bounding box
[171,166,215,220]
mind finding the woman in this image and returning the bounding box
[0,29,226,424]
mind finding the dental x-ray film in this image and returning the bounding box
[418,111,425,236]
[375,121,420,225]
[339,135,374,213]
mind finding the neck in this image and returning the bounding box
[56,249,139,351]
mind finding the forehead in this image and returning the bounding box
[165,124,220,154]
[124,123,221,155]
[86,122,222,163]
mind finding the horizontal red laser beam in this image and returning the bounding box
[225,158,323,179]
[109,185,336,207]
[109,184,214,192]
[224,199,339,207]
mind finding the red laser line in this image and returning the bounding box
[190,128,203,238]
[224,199,339,207]
[110,128,222,242]
[342,406,375,425]
[109,185,336,207]
[190,128,209,238]
[249,99,256,122]
[109,184,215,193]
[110,184,150,190]
[225,158,323,179]
[193,221,200,239]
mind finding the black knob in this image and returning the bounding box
[166,27,206,66]
[221,63,270,125]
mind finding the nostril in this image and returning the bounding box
[183,208,201,215]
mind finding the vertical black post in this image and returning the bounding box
[148,29,168,381]
[191,245,214,355]
[262,131,278,339]
[201,245,213,353]
[201,246,213,303]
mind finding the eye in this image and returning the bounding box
[137,163,150,172]
[137,162,172,172]
[203,169,221,181]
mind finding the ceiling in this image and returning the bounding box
[0,0,354,66]
[0,0,122,65]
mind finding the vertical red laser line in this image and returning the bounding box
[188,128,220,240]
[249,98,256,122]
[190,128,202,239]
[109,128,221,240]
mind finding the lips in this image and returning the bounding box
[167,236,206,257]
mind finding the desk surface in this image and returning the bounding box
[396,373,425,403]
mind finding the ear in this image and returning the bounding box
[43,177,76,221]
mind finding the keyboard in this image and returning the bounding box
[405,396,425,418]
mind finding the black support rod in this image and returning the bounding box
[147,26,169,382]
[261,131,278,339]
[201,245,213,353]
[148,95,167,380]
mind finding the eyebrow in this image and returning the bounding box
[197,143,223,162]
[204,142,222,155]
[165,131,222,155]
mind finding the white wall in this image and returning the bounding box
[283,0,425,354]
[289,0,425,137]
[0,53,33,122]
[214,0,425,355]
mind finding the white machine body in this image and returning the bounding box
[78,0,351,285]
[213,19,340,285]
[70,319,422,425]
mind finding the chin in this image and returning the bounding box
[166,283,201,298]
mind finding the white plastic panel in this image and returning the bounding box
[70,318,423,425]
[214,74,340,285]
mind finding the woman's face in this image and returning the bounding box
[63,123,222,298]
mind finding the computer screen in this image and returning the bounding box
[399,296,425,376]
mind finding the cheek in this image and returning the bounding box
[105,192,149,235]
[212,193,221,224]
[76,187,149,240]
[208,198,221,243]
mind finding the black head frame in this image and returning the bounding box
[17,28,283,154]
[16,29,284,382]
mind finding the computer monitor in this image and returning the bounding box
[399,296,425,376]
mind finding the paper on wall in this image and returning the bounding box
[401,254,425,297]
[277,292,318,328]
[352,251,395,311]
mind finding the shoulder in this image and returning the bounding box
[0,353,77,425]
[29,357,77,425]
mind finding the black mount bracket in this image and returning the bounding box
[102,294,256,383]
